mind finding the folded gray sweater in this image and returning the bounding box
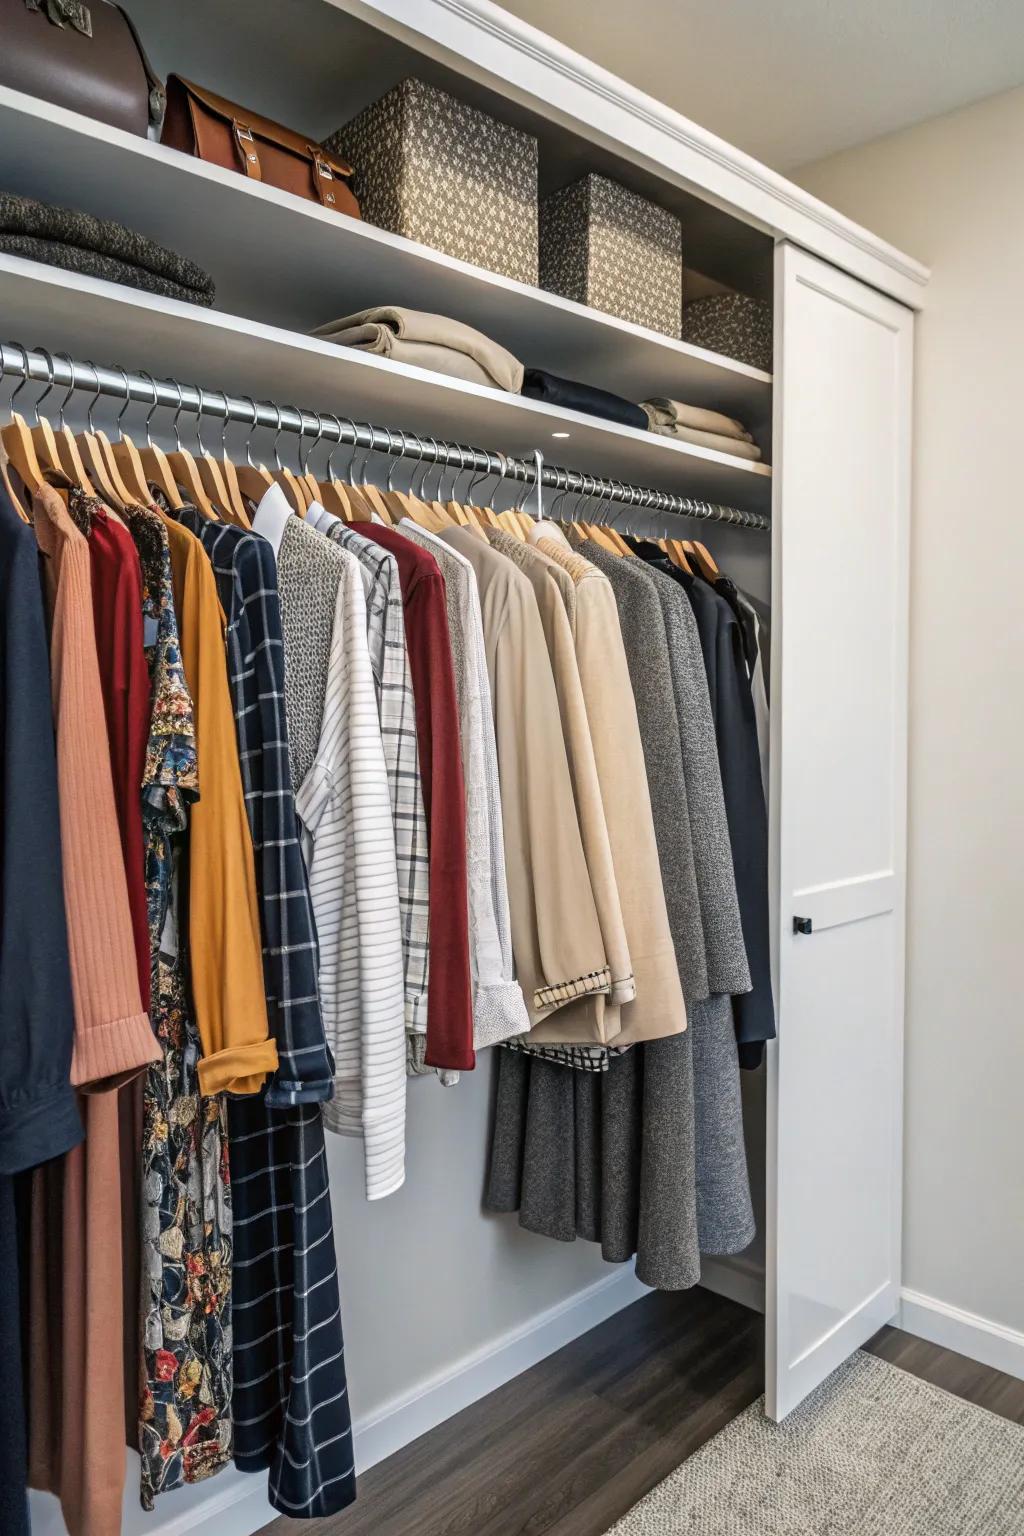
[0,192,215,305]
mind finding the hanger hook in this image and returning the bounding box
[323,414,346,481]
[268,402,285,472]
[136,369,160,447]
[79,360,105,435]
[195,384,210,455]
[216,390,231,457]
[9,342,33,413]
[163,378,185,452]
[52,352,77,431]
[387,430,407,493]
[32,347,57,422]
[113,366,134,431]
[305,410,323,478]
[468,449,493,504]
[238,396,260,469]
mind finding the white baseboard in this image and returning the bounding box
[700,1254,766,1315]
[354,1265,650,1471]
[88,1265,649,1536]
[898,1288,1024,1383]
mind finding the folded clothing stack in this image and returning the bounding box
[312,306,524,392]
[521,368,648,430]
[641,396,762,461]
[0,192,216,307]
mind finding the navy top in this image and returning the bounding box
[0,483,82,1173]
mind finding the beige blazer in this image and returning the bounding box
[537,538,687,1046]
[488,530,634,1016]
[440,526,612,1031]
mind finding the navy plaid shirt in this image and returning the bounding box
[179,511,356,1520]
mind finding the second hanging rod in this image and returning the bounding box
[0,342,772,532]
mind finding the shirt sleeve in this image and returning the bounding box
[296,557,407,1200]
[45,520,159,1092]
[176,545,279,1097]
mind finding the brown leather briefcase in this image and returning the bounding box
[0,0,165,136]
[161,76,360,218]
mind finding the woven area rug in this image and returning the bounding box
[607,1350,1024,1534]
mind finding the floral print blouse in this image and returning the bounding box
[124,504,234,1509]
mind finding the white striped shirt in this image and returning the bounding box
[294,546,407,1201]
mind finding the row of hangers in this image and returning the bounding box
[0,347,722,581]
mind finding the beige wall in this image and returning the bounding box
[797,87,1024,1334]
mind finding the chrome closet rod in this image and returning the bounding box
[0,341,772,532]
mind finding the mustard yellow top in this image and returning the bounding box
[162,514,278,1096]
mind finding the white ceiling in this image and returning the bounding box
[497,0,1024,169]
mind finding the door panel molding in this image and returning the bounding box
[766,242,911,1422]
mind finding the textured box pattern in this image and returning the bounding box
[324,76,538,285]
[681,293,773,372]
[539,173,682,337]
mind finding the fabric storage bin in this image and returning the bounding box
[322,77,538,285]
[681,293,773,372]
[539,173,682,337]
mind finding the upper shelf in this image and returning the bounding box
[0,252,772,509]
[0,87,772,425]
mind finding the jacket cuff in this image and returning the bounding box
[0,1084,84,1175]
[72,1009,160,1092]
[533,965,611,1019]
[264,1074,335,1108]
[473,981,531,1050]
[198,1038,280,1098]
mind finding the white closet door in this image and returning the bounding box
[766,243,912,1421]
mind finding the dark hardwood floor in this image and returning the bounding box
[260,1287,1024,1536]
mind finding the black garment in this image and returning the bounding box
[684,576,775,1068]
[0,485,81,1172]
[0,484,84,1536]
[520,368,648,430]
[627,541,774,1067]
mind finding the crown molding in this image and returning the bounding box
[334,0,930,307]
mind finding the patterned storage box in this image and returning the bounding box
[322,77,538,285]
[539,173,682,337]
[681,293,773,372]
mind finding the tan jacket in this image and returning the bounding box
[488,530,634,1034]
[440,527,611,1030]
[537,538,687,1045]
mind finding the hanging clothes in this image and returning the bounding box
[359,522,476,1073]
[26,482,158,1536]
[634,557,754,1256]
[0,483,82,1536]
[439,526,613,1032]
[123,503,232,1509]
[299,539,407,1196]
[324,518,431,1045]
[176,509,355,1520]
[400,521,528,1059]
[677,572,775,1068]
[487,529,634,1018]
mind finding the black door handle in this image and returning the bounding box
[793,916,813,935]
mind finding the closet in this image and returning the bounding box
[0,0,922,1530]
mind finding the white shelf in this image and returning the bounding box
[0,86,772,426]
[0,254,772,508]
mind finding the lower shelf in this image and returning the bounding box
[0,255,773,509]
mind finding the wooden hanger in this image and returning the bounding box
[265,403,308,514]
[230,396,275,509]
[198,391,249,526]
[100,367,151,506]
[0,436,29,520]
[684,538,721,581]
[159,381,218,519]
[311,415,357,520]
[129,371,183,509]
[1,349,46,495]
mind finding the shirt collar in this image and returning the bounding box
[306,500,342,534]
[252,481,294,561]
